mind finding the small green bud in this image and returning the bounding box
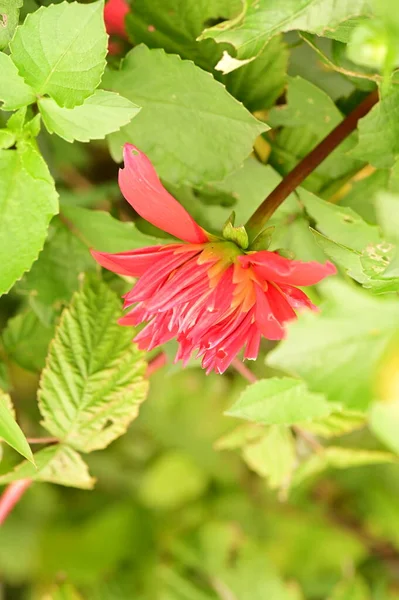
[222,212,249,250]
[249,226,275,251]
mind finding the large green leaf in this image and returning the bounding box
[223,35,288,112]
[0,52,36,110]
[200,0,372,70]
[38,277,148,452]
[0,444,95,489]
[351,86,399,168]
[267,281,399,409]
[227,378,336,425]
[39,90,141,143]
[125,0,242,70]
[0,0,22,50]
[61,205,163,253]
[0,391,33,463]
[105,45,267,185]
[10,1,107,108]
[0,144,59,295]
[300,188,381,252]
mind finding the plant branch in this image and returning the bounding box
[246,89,379,238]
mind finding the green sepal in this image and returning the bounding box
[249,226,275,251]
[222,212,249,249]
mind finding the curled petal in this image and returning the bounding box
[279,283,318,311]
[119,144,209,244]
[254,285,285,340]
[240,251,336,286]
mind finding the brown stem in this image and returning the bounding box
[26,437,58,444]
[246,89,379,238]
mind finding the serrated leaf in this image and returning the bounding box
[215,423,264,450]
[0,144,59,295]
[376,191,399,242]
[17,218,95,309]
[2,310,55,372]
[0,52,36,110]
[223,35,288,111]
[200,0,372,69]
[0,444,95,489]
[300,188,380,252]
[0,391,34,463]
[351,85,399,168]
[267,280,399,409]
[242,426,296,489]
[105,45,267,185]
[0,129,15,150]
[61,205,163,253]
[292,446,396,487]
[227,378,337,425]
[10,1,107,108]
[0,0,23,50]
[39,90,140,143]
[300,410,366,439]
[38,277,148,452]
[125,0,242,71]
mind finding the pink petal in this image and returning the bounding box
[266,284,296,324]
[119,145,209,244]
[279,283,318,311]
[254,285,285,340]
[91,246,174,277]
[240,252,336,286]
[104,0,129,38]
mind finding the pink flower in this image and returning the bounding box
[104,0,128,39]
[92,145,336,374]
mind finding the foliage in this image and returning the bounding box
[1,0,399,598]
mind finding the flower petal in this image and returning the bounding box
[119,144,209,244]
[240,251,336,286]
[104,0,129,38]
[254,285,285,340]
[91,245,175,277]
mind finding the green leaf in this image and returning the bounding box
[38,90,141,143]
[17,218,95,309]
[0,144,59,295]
[200,0,372,70]
[328,576,371,600]
[38,277,148,452]
[267,280,399,409]
[125,0,242,71]
[376,191,399,242]
[242,426,296,489]
[351,85,399,168]
[223,35,288,112]
[0,52,36,110]
[227,378,337,425]
[61,205,163,253]
[10,1,107,108]
[2,310,55,372]
[300,188,381,252]
[293,446,396,487]
[105,45,267,185]
[0,129,15,150]
[0,390,34,463]
[0,0,23,50]
[300,409,366,439]
[0,444,95,489]
[370,400,399,454]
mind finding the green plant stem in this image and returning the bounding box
[246,89,379,240]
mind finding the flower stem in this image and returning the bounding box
[246,89,379,240]
[0,480,32,526]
